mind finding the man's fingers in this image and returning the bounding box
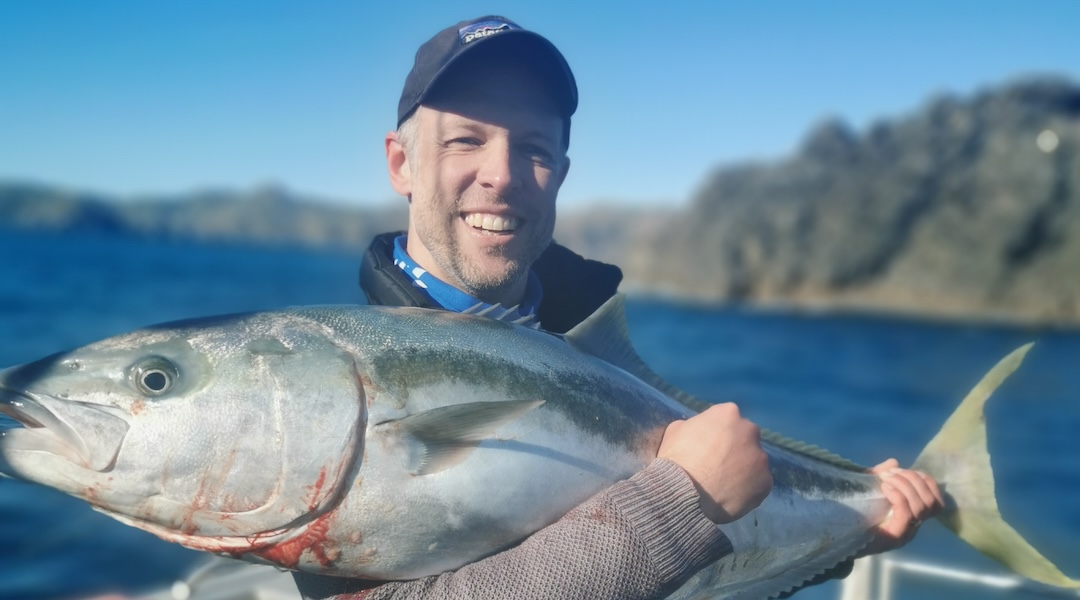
[890,471,928,509]
[657,403,771,524]
[916,471,946,512]
[865,463,944,556]
[882,470,926,518]
[907,473,942,518]
[887,469,942,520]
[871,458,900,473]
[879,481,912,538]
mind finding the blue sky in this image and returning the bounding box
[2,1,1079,209]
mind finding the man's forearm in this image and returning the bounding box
[294,459,732,600]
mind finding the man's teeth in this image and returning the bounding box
[464,214,518,232]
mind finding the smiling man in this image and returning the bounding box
[389,50,566,309]
[292,15,941,600]
[358,17,621,334]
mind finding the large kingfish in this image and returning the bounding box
[0,296,1076,598]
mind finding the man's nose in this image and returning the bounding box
[476,142,520,194]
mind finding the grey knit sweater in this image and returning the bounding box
[293,459,733,600]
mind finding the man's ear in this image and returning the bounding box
[386,132,412,196]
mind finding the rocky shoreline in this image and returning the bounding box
[4,77,1079,328]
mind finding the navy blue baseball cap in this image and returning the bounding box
[397,16,578,127]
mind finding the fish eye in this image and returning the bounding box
[131,357,179,397]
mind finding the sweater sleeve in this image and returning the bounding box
[293,459,732,600]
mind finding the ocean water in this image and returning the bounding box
[0,230,1077,600]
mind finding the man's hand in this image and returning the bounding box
[658,403,773,524]
[859,458,945,556]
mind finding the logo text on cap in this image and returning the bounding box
[458,20,520,44]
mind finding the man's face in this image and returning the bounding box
[388,58,570,305]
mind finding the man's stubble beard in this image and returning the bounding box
[415,190,553,304]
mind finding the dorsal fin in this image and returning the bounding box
[563,294,710,414]
[566,294,866,472]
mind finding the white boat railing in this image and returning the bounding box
[139,558,300,600]
[138,554,1080,600]
[840,555,1080,600]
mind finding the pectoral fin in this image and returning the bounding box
[383,400,544,476]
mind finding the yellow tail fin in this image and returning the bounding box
[913,343,1079,589]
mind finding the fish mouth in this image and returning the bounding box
[0,387,129,472]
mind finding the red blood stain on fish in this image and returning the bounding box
[304,468,328,510]
[242,467,347,569]
[179,446,244,533]
[251,511,338,568]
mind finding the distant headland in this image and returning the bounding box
[4,76,1079,327]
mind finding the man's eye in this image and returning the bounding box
[447,137,481,147]
[523,144,556,165]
